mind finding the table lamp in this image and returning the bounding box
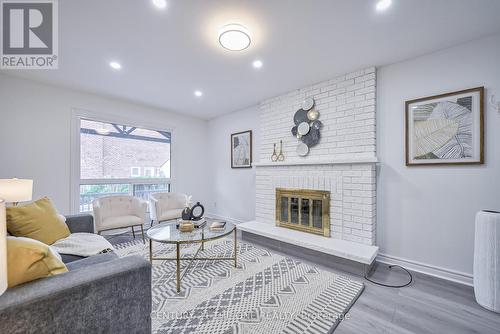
[0,178,33,206]
[0,200,7,295]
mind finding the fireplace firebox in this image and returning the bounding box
[275,188,330,237]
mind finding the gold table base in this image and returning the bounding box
[149,228,237,292]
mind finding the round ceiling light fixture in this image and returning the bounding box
[152,0,167,9]
[218,24,251,51]
[376,0,392,11]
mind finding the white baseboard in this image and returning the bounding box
[377,253,473,287]
[205,212,244,225]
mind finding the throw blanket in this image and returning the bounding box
[51,233,114,257]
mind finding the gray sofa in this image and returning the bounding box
[0,214,152,334]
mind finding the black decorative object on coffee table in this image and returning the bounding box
[190,202,205,221]
[181,207,192,220]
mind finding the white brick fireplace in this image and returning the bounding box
[255,162,376,245]
[240,67,378,264]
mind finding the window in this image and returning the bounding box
[130,167,141,177]
[143,167,155,178]
[76,117,171,212]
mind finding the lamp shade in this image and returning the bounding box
[0,200,7,295]
[0,179,33,203]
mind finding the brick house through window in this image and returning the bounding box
[78,118,171,212]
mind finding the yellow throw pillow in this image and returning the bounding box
[7,236,68,288]
[6,197,70,245]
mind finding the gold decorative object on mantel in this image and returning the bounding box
[275,188,330,237]
[271,143,278,162]
[271,141,285,162]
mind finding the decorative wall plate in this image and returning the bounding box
[311,120,323,130]
[291,97,321,157]
[296,142,309,156]
[297,122,310,136]
[307,109,319,121]
[293,109,309,125]
[302,97,315,111]
[301,128,321,147]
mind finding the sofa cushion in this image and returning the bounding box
[7,236,68,288]
[101,215,143,230]
[6,197,70,245]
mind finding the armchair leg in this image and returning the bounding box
[141,225,145,244]
[132,227,136,238]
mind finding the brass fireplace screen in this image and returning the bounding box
[275,188,330,237]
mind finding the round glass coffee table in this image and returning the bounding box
[146,220,237,292]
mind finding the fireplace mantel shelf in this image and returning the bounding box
[252,157,378,167]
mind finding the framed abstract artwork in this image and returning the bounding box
[231,130,252,168]
[405,87,484,166]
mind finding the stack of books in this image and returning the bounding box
[193,219,207,229]
[209,221,226,232]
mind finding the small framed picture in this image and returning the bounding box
[231,130,252,168]
[405,87,484,166]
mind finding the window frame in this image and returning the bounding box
[70,108,175,214]
[130,167,141,177]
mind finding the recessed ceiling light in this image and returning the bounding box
[252,60,263,69]
[218,24,251,51]
[376,0,392,11]
[194,90,203,97]
[152,0,167,9]
[109,61,121,70]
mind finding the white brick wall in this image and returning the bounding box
[255,67,377,245]
[259,67,376,162]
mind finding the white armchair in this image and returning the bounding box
[149,192,188,225]
[92,195,147,242]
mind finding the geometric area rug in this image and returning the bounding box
[114,238,364,334]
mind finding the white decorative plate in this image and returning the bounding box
[296,142,309,156]
[297,122,310,135]
[302,97,315,111]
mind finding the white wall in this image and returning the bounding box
[207,105,259,222]
[0,74,210,215]
[377,34,500,280]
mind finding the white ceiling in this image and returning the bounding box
[4,0,500,119]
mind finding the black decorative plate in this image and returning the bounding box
[311,120,323,130]
[291,125,298,136]
[301,128,321,147]
[293,109,308,125]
